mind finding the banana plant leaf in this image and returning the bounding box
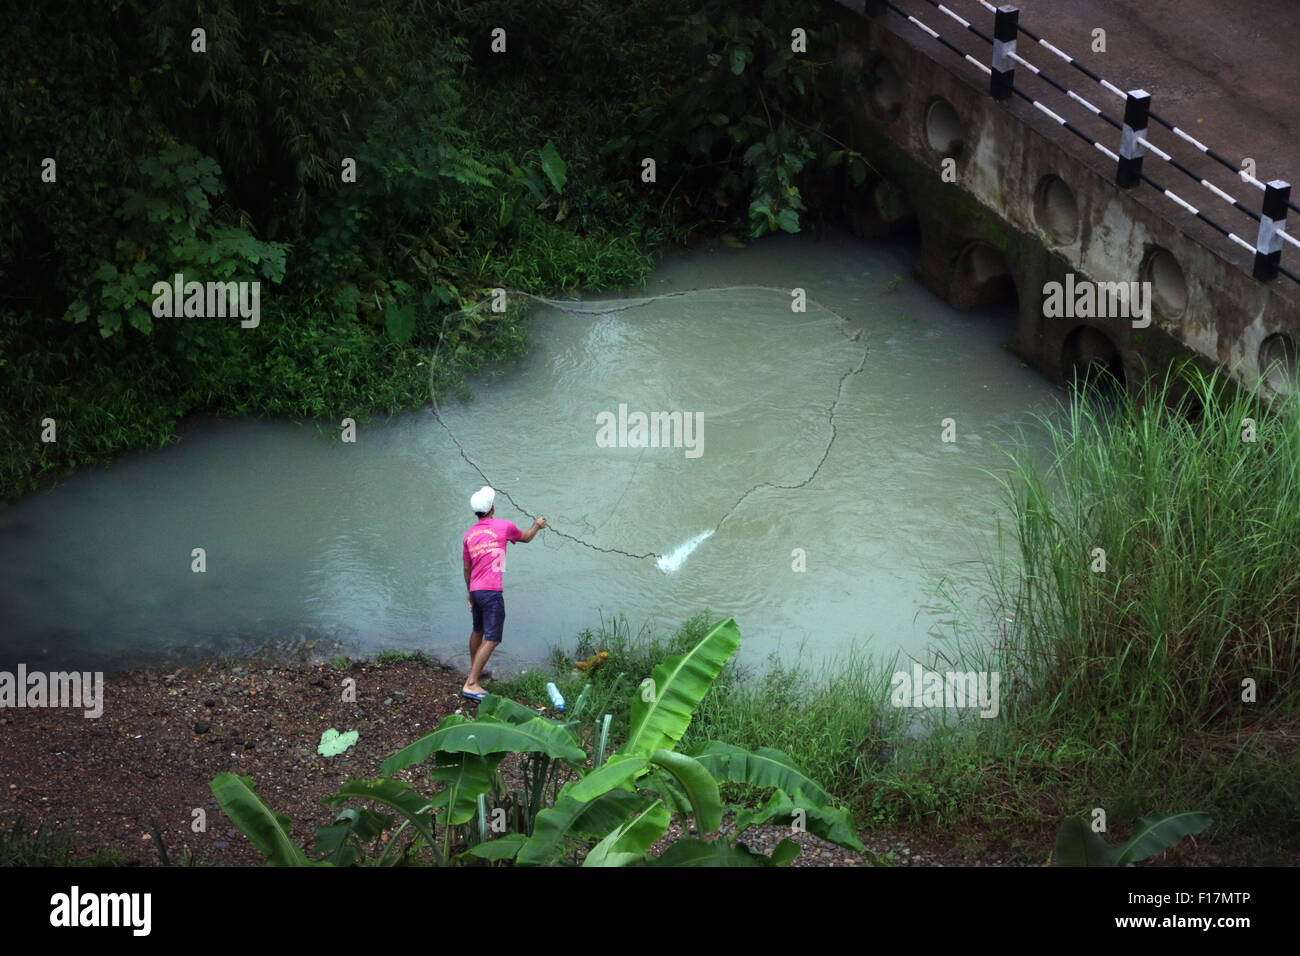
[568,756,648,802]
[642,768,692,817]
[620,617,740,758]
[1054,817,1116,866]
[583,799,670,867]
[478,694,553,727]
[732,787,867,853]
[382,713,585,774]
[460,833,527,862]
[428,751,505,826]
[211,772,324,867]
[646,749,722,835]
[323,778,438,852]
[693,740,833,805]
[1053,812,1212,867]
[649,837,771,867]
[516,788,647,866]
[1117,813,1213,865]
[313,807,392,866]
[769,838,801,866]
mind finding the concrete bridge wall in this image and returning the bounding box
[827,2,1300,397]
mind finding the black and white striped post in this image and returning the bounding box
[873,0,1300,285]
[1253,180,1292,280]
[1117,90,1150,188]
[990,6,1018,101]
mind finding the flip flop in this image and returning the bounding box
[480,670,494,681]
[461,690,488,702]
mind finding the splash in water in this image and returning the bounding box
[656,530,714,573]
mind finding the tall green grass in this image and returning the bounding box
[971,365,1300,849]
[686,644,906,811]
[992,366,1299,733]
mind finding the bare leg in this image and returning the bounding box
[464,640,497,696]
[467,630,493,682]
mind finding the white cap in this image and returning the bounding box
[470,486,495,514]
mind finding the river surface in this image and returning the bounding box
[0,232,1062,675]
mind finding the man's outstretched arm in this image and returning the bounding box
[518,516,547,543]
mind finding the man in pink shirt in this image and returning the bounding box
[461,485,546,700]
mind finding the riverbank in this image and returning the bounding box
[0,648,957,866]
[0,644,1259,867]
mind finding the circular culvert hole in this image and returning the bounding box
[961,243,1007,285]
[1143,249,1188,318]
[1260,333,1299,393]
[871,58,903,117]
[873,179,912,224]
[1033,175,1080,245]
[925,97,964,158]
[954,241,1017,308]
[1063,325,1126,391]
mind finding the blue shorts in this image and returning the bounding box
[469,590,506,643]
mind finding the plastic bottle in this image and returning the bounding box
[545,682,565,712]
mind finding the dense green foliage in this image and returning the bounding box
[1,0,862,500]
[211,618,869,865]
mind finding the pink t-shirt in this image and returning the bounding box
[463,518,523,591]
